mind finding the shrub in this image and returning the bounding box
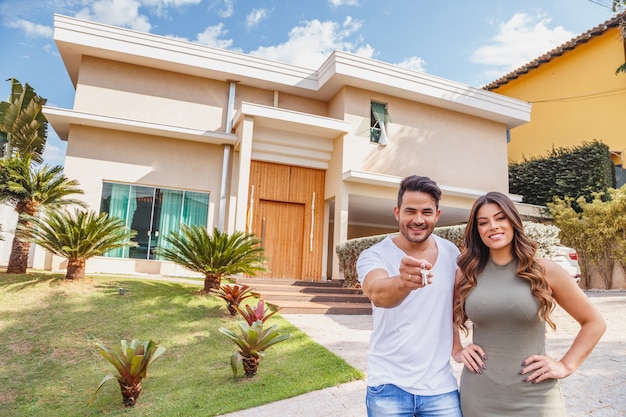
[235,299,280,325]
[549,185,626,289]
[212,284,255,316]
[219,319,290,378]
[336,223,561,287]
[89,339,166,407]
[509,140,614,208]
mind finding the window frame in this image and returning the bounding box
[99,181,210,260]
[370,101,389,144]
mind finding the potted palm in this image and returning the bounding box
[89,339,166,407]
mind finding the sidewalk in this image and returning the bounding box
[220,290,626,417]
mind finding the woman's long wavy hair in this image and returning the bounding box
[454,192,556,334]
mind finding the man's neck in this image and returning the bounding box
[392,234,435,258]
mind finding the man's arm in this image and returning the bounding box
[362,256,431,308]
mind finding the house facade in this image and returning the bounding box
[22,14,531,280]
[485,13,626,186]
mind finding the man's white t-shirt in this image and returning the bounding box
[356,234,460,395]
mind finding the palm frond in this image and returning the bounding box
[157,225,267,278]
[18,208,137,259]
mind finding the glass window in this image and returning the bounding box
[615,165,625,188]
[100,182,210,260]
[371,101,389,143]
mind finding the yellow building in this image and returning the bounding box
[486,12,626,186]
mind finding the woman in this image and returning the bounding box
[452,192,606,417]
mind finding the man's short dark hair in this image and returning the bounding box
[397,175,442,209]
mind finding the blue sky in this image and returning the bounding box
[0,0,619,166]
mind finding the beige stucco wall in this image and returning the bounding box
[341,87,509,192]
[63,125,223,226]
[275,91,328,116]
[234,85,328,117]
[74,56,229,131]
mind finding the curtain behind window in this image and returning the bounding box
[371,102,387,124]
[371,102,388,143]
[182,191,209,227]
[155,189,183,258]
[100,182,209,260]
[106,183,131,258]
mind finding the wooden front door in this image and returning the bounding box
[248,161,324,280]
[257,200,304,278]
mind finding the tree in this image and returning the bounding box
[613,0,626,11]
[156,225,267,293]
[0,156,84,274]
[549,186,626,289]
[18,208,137,280]
[0,78,47,163]
[608,1,626,74]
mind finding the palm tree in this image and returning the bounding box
[18,208,137,280]
[157,225,267,293]
[0,78,47,163]
[0,156,84,274]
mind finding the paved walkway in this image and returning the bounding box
[220,290,626,417]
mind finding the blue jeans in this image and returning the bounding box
[366,384,462,417]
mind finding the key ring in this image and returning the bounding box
[421,267,429,286]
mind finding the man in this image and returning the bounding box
[356,175,462,417]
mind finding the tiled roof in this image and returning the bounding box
[483,12,626,90]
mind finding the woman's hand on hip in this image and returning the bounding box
[453,343,487,374]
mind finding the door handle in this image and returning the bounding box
[261,218,266,247]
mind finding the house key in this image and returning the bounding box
[421,267,429,287]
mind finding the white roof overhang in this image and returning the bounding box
[53,14,531,130]
[43,106,238,145]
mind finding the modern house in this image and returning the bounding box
[10,14,532,280]
[485,12,626,187]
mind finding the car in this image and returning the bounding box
[551,245,581,284]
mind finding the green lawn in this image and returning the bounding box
[0,272,363,416]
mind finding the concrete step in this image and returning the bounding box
[253,290,370,303]
[232,277,372,315]
[261,299,373,315]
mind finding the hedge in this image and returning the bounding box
[336,222,560,288]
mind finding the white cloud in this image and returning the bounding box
[218,0,235,18]
[194,23,235,49]
[471,12,575,76]
[246,8,268,29]
[248,17,373,69]
[141,0,202,17]
[328,0,360,6]
[142,0,201,6]
[42,139,67,168]
[75,0,152,32]
[395,56,426,73]
[7,19,54,39]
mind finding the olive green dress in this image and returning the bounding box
[459,259,566,417]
